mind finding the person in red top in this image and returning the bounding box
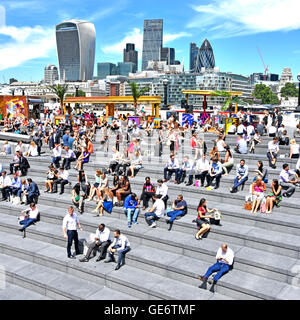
[193,198,217,240]
[87,139,93,155]
[139,177,156,210]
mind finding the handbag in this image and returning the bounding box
[244,201,252,210]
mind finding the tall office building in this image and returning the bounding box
[160,47,175,65]
[123,43,138,70]
[190,43,199,72]
[56,20,96,81]
[97,63,118,79]
[44,64,59,84]
[118,62,137,76]
[195,39,215,72]
[142,19,163,71]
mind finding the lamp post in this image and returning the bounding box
[75,85,79,115]
[297,73,300,112]
[161,79,169,110]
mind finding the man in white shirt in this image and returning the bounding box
[18,202,40,232]
[163,154,180,183]
[105,229,131,270]
[195,154,210,187]
[206,158,223,190]
[156,179,169,209]
[178,156,194,186]
[52,144,62,168]
[80,224,111,262]
[267,137,280,169]
[198,243,234,285]
[0,171,12,201]
[62,146,76,170]
[279,164,299,198]
[144,194,166,228]
[62,206,83,259]
[52,167,69,195]
[237,122,246,136]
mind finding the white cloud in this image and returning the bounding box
[188,0,300,38]
[102,28,191,55]
[0,7,55,71]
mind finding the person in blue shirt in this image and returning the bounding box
[10,173,22,198]
[123,193,140,228]
[230,160,249,193]
[62,131,70,147]
[24,178,40,205]
[166,194,188,231]
[206,158,223,190]
[68,132,75,150]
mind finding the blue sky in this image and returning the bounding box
[1,0,300,82]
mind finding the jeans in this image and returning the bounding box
[178,169,193,184]
[164,168,180,182]
[233,176,248,190]
[108,245,131,265]
[0,187,10,200]
[124,208,140,223]
[52,156,61,168]
[145,212,159,225]
[167,210,185,223]
[267,152,277,167]
[206,173,222,188]
[10,187,21,197]
[53,179,69,193]
[67,230,80,257]
[204,261,231,283]
[19,218,37,230]
[62,157,76,169]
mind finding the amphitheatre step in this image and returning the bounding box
[0,231,228,300]
[1,203,300,289]
[0,283,52,300]
[0,252,135,300]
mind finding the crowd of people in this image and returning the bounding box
[0,106,299,284]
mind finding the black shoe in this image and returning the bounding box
[59,192,64,195]
[52,191,57,194]
[115,264,121,270]
[186,182,193,186]
[18,228,24,232]
[96,257,105,262]
[192,219,196,223]
[68,255,76,259]
[168,222,173,231]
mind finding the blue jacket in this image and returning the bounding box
[124,195,138,210]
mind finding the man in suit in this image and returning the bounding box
[24,178,40,205]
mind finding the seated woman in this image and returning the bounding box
[253,161,268,184]
[116,149,131,176]
[115,176,131,206]
[194,198,216,240]
[249,130,261,154]
[93,189,114,217]
[1,141,12,155]
[221,145,234,176]
[44,165,58,193]
[128,151,143,178]
[77,170,90,198]
[209,146,220,162]
[72,183,85,214]
[266,179,282,214]
[107,147,121,174]
[289,139,300,159]
[140,177,156,210]
[24,141,39,157]
[95,172,109,200]
[251,177,266,214]
[75,147,90,171]
[87,169,102,201]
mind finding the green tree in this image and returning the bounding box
[211,91,247,113]
[47,84,69,114]
[129,82,150,115]
[65,89,86,98]
[253,84,279,105]
[280,82,298,99]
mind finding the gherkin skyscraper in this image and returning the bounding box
[195,39,215,72]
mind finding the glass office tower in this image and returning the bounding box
[190,43,199,72]
[56,20,96,81]
[142,19,163,71]
[123,43,138,70]
[195,39,215,72]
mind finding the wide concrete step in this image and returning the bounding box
[0,231,229,300]
[0,252,136,300]
[0,283,52,300]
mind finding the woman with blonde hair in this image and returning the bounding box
[289,139,300,159]
[24,141,38,157]
[93,188,114,217]
[251,177,266,214]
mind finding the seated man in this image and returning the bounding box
[206,158,223,190]
[52,167,70,195]
[235,135,248,154]
[52,143,62,168]
[194,154,210,187]
[62,146,76,170]
[177,156,194,186]
[10,172,22,199]
[145,194,166,228]
[155,179,169,209]
[123,193,140,228]
[279,164,299,198]
[267,137,280,169]
[24,178,40,205]
[105,229,131,270]
[197,243,234,285]
[166,194,187,231]
[9,151,21,175]
[18,202,40,233]
[19,153,30,176]
[230,159,249,193]
[0,171,12,201]
[80,224,111,262]
[163,154,180,183]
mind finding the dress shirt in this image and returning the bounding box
[25,207,39,219]
[62,213,79,231]
[156,183,168,197]
[110,234,130,251]
[166,159,179,169]
[0,175,12,187]
[11,177,21,189]
[95,227,111,242]
[209,162,223,175]
[279,169,296,183]
[268,141,279,153]
[236,164,249,177]
[237,139,248,154]
[53,147,62,157]
[65,150,76,159]
[216,247,234,265]
[181,160,194,170]
[195,159,210,172]
[59,170,69,181]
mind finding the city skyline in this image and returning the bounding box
[1,0,300,82]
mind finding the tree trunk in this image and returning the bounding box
[134,101,137,116]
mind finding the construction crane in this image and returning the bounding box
[257,47,269,81]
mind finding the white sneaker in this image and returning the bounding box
[150,222,157,228]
